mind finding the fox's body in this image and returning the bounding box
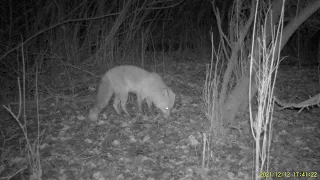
[88,65,175,121]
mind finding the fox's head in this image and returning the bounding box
[154,88,176,118]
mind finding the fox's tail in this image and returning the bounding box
[88,78,114,121]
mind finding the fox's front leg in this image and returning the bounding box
[113,94,122,114]
[146,98,154,115]
[117,92,131,116]
[137,94,143,113]
[136,94,150,115]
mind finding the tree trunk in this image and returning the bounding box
[222,0,320,124]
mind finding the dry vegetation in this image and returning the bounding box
[0,0,320,179]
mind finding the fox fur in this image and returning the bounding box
[88,65,175,121]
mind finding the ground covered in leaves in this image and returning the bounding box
[0,61,319,180]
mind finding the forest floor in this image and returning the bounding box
[0,57,319,180]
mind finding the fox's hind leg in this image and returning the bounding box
[89,82,113,121]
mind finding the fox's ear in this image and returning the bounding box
[172,91,176,99]
[163,88,169,96]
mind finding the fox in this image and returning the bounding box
[88,65,176,121]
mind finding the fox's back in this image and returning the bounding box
[107,65,149,79]
[104,65,152,93]
[105,65,168,95]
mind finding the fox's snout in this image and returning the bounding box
[160,107,171,118]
